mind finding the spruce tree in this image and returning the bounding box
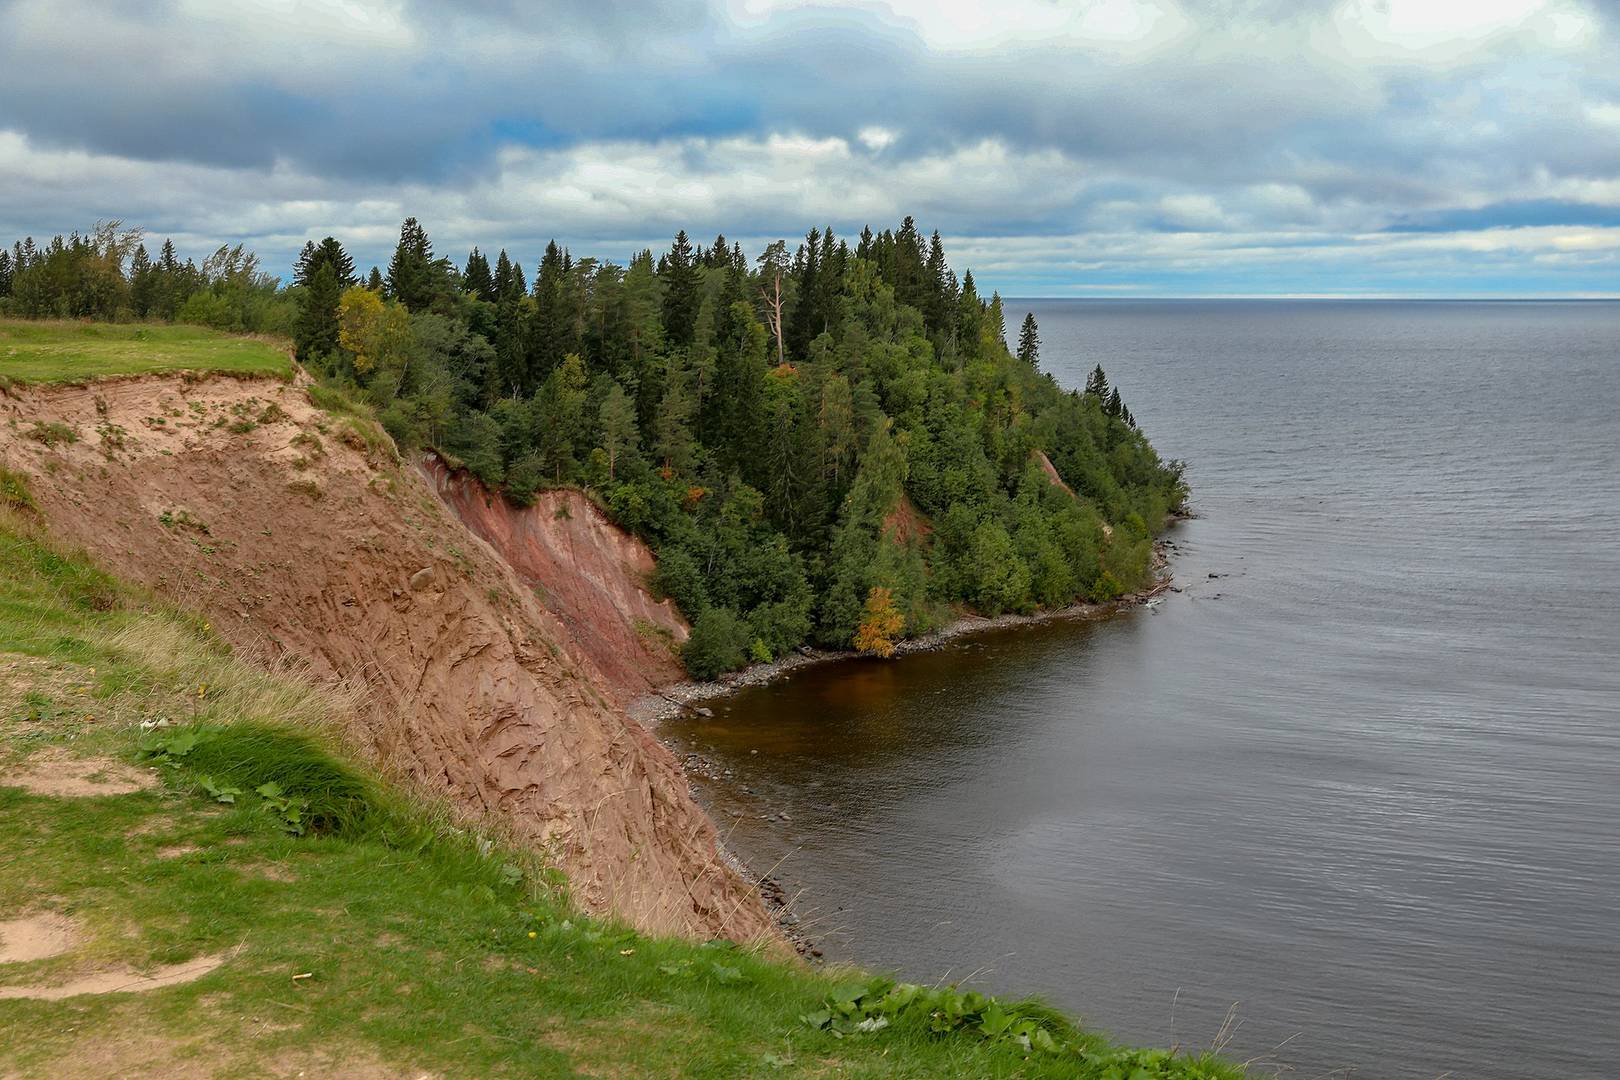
[154,240,181,319]
[1017,312,1040,369]
[385,217,435,310]
[891,216,927,311]
[366,266,384,292]
[296,237,355,289]
[294,261,342,362]
[491,250,515,297]
[0,249,11,298]
[597,380,639,481]
[293,241,319,287]
[957,269,984,349]
[786,228,821,359]
[1085,364,1109,400]
[463,248,494,302]
[925,231,950,334]
[315,237,355,286]
[530,240,570,380]
[1106,386,1122,418]
[660,231,700,347]
[127,244,153,317]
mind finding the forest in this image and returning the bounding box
[0,219,1186,678]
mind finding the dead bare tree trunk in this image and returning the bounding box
[759,271,785,367]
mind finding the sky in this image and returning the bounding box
[2,0,1619,296]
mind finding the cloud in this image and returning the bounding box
[1,0,1618,294]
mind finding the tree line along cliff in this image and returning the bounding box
[0,219,1187,679]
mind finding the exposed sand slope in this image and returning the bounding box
[0,373,772,941]
[1034,449,1077,498]
[422,457,688,703]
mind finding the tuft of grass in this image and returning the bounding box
[0,466,37,513]
[0,320,292,383]
[256,402,290,425]
[285,477,324,500]
[337,415,398,463]
[24,420,77,447]
[305,382,370,418]
[141,722,378,836]
[304,383,399,464]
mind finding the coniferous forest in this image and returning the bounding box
[1,219,1186,678]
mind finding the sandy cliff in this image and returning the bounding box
[420,458,688,703]
[0,373,773,942]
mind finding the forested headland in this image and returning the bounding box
[0,219,1186,678]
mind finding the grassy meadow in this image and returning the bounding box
[0,320,292,384]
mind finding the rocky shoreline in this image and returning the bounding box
[644,533,1184,955]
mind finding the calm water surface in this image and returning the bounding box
[664,301,1620,1079]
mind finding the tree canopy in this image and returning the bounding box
[2,216,1187,677]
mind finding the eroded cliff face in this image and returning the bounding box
[0,374,774,942]
[420,458,687,704]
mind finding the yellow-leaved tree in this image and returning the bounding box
[853,585,904,658]
[337,286,412,382]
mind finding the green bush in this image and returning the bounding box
[681,607,750,681]
[653,546,708,615]
[140,721,378,836]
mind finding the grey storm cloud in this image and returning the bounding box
[1,0,1618,294]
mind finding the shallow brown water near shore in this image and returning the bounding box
[664,300,1620,1079]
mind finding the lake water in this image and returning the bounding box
[663,300,1620,1079]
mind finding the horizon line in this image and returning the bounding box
[999,293,1620,301]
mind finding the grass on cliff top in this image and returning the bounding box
[0,486,1246,1079]
[0,320,292,384]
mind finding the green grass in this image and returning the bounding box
[0,483,1245,1078]
[0,320,292,384]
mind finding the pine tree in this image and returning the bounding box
[654,350,695,474]
[597,380,639,481]
[1017,312,1040,369]
[534,354,588,481]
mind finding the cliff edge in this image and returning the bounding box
[0,372,773,942]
